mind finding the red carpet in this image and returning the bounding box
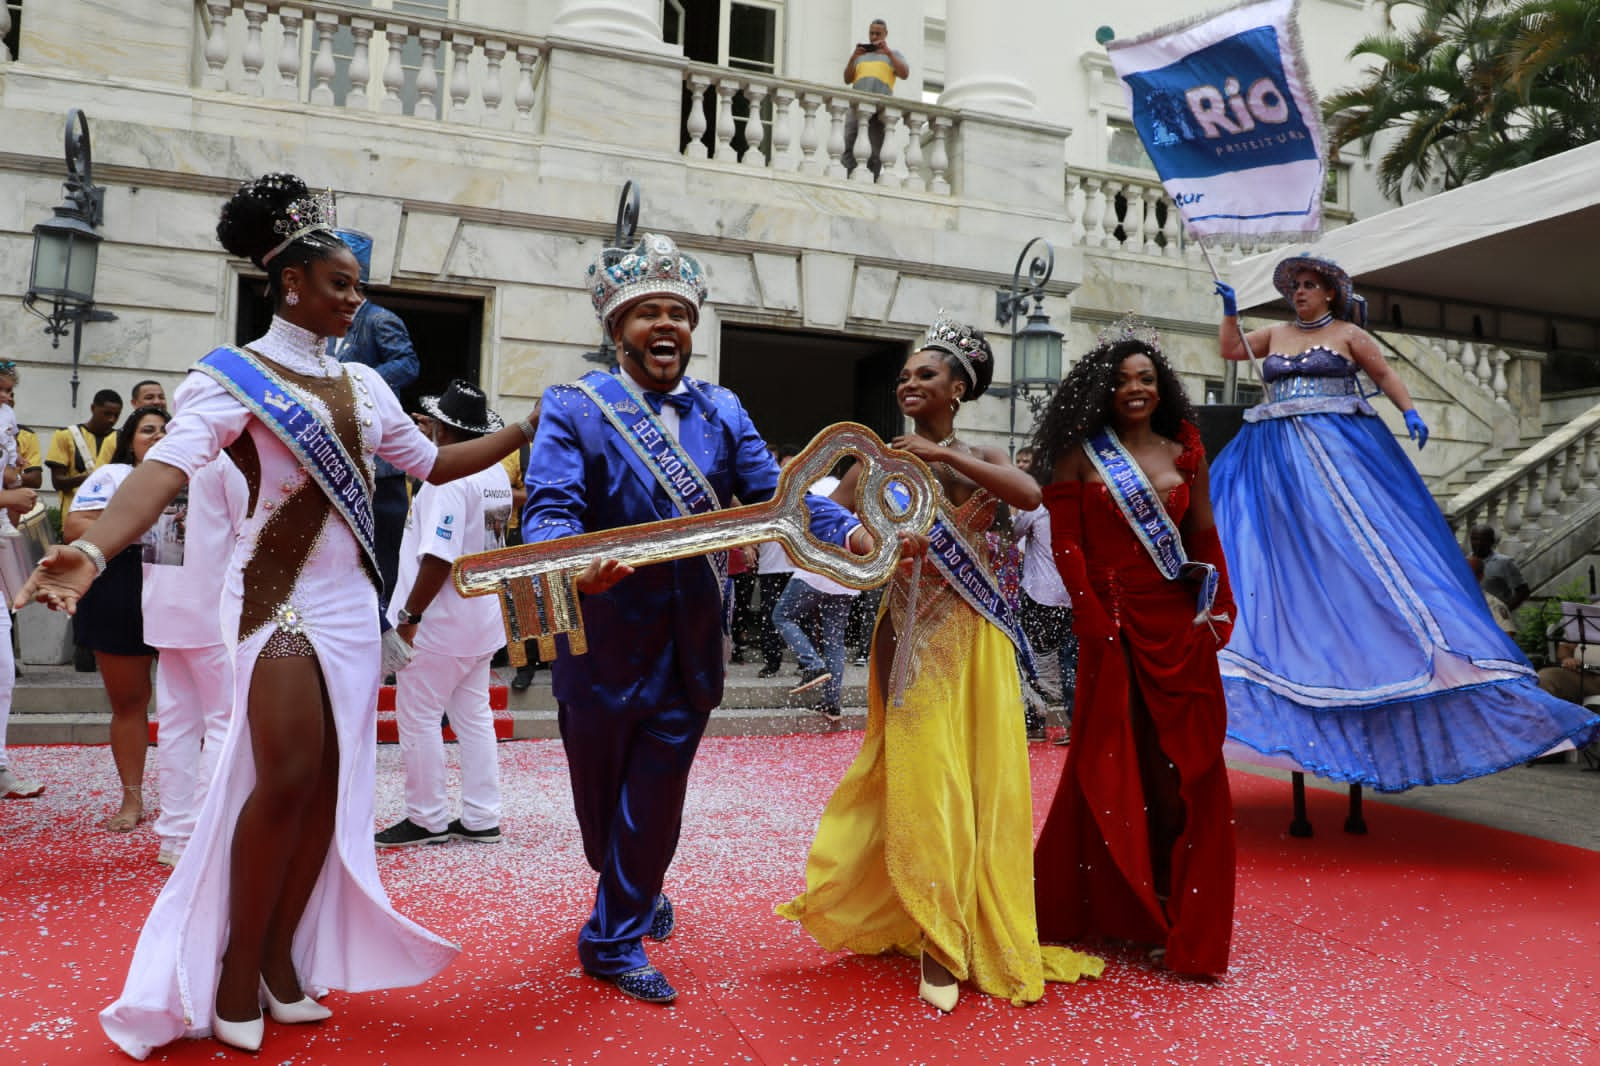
[1,734,1595,1065]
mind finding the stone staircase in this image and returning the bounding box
[1444,397,1600,594]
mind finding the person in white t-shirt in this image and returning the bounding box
[754,443,802,677]
[377,381,514,847]
[1013,502,1076,744]
[772,473,856,719]
[143,453,248,864]
[0,361,43,800]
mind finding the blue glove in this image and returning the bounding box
[1404,409,1429,449]
[1214,280,1238,317]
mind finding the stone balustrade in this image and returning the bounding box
[1065,166,1354,262]
[1435,338,1513,406]
[1447,399,1600,563]
[196,0,547,131]
[680,63,959,195]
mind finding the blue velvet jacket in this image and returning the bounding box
[336,300,419,479]
[522,373,857,714]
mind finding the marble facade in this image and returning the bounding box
[0,0,1537,499]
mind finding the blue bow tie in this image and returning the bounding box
[643,390,695,417]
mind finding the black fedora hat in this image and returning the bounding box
[419,379,504,437]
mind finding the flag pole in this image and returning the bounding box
[1197,239,1265,398]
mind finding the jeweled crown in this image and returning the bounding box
[263,188,338,265]
[587,233,709,328]
[1095,312,1162,354]
[920,316,991,386]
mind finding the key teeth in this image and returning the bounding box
[494,574,590,660]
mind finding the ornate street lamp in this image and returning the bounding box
[995,237,1063,456]
[23,109,117,406]
[585,179,642,366]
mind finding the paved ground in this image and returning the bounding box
[12,654,1599,851]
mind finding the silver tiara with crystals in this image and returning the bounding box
[262,187,338,265]
[1095,312,1162,354]
[920,315,991,387]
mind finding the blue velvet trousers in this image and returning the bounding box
[558,698,710,975]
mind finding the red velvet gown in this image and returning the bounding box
[1033,429,1236,976]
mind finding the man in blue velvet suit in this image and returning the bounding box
[334,229,420,613]
[522,234,875,1005]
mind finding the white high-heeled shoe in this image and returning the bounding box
[210,1007,264,1052]
[918,950,959,1013]
[259,977,333,1024]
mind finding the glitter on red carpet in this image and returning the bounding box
[1,735,1595,1064]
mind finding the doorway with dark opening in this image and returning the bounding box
[718,325,907,453]
[234,279,485,410]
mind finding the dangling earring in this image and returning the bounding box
[285,290,300,307]
[951,396,962,414]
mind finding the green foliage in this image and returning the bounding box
[1325,0,1600,200]
[46,505,62,540]
[1514,577,1592,662]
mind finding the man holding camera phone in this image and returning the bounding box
[842,19,909,179]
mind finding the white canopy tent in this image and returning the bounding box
[1228,140,1600,358]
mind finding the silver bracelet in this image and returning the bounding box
[518,417,537,443]
[68,539,108,576]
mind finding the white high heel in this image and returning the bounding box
[259,977,333,1024]
[918,950,959,1013]
[210,1007,264,1052]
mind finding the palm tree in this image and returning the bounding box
[1323,0,1599,202]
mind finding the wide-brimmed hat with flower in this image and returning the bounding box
[419,379,504,438]
[1272,252,1366,327]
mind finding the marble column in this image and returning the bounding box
[936,0,1038,115]
[550,0,675,54]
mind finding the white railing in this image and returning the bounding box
[1065,166,1355,262]
[196,0,547,131]
[1437,338,1512,406]
[680,63,960,195]
[1447,399,1600,561]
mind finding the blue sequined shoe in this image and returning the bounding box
[610,965,678,1004]
[646,893,675,941]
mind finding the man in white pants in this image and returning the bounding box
[377,380,513,847]
[144,454,248,864]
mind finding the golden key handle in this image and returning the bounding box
[451,423,937,660]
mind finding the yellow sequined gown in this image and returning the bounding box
[778,491,1103,1005]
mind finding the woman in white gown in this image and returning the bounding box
[15,173,538,1058]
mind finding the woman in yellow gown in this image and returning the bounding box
[778,319,1103,1011]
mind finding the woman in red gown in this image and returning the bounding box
[1028,319,1237,977]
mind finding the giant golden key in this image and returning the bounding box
[452,422,937,664]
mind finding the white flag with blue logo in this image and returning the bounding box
[1107,0,1325,243]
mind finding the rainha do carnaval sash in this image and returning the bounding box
[1082,426,1228,632]
[889,480,1037,682]
[195,346,381,580]
[575,370,728,605]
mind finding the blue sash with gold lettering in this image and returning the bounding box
[195,346,380,580]
[575,370,728,602]
[1083,427,1224,627]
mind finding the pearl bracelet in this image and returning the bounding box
[68,539,108,576]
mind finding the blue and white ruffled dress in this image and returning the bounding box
[1210,347,1598,792]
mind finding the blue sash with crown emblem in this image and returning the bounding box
[1083,426,1224,626]
[195,346,380,579]
[575,370,728,604]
